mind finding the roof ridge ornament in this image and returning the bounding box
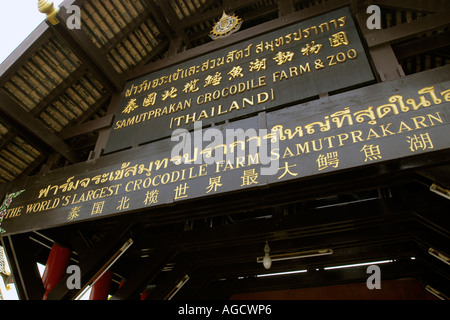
[38,0,60,25]
[209,10,243,40]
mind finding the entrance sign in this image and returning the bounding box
[1,65,449,236]
[104,7,375,153]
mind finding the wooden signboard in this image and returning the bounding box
[104,7,375,153]
[1,65,449,236]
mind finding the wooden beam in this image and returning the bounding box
[370,44,405,81]
[143,257,193,300]
[0,131,19,151]
[103,5,157,53]
[417,165,450,190]
[173,268,213,299]
[110,246,178,300]
[393,33,450,59]
[0,124,50,183]
[366,9,450,48]
[167,37,183,58]
[0,114,50,162]
[17,153,49,179]
[0,24,53,86]
[144,0,176,40]
[58,114,114,139]
[277,0,295,17]
[154,0,191,48]
[0,90,82,163]
[123,39,170,79]
[133,198,413,255]
[91,92,122,160]
[377,0,450,13]
[48,7,124,93]
[30,67,87,117]
[46,222,134,300]
[363,9,450,80]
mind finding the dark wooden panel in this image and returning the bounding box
[0,65,449,236]
[105,7,375,153]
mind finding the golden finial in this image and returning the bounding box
[38,0,60,25]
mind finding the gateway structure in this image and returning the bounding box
[0,0,449,300]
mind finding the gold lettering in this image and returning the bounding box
[229,101,240,111]
[337,133,349,146]
[26,198,60,213]
[311,139,323,151]
[380,124,395,136]
[289,67,298,77]
[366,128,381,140]
[236,156,246,168]
[282,147,295,158]
[398,121,414,133]
[242,97,254,108]
[280,70,289,81]
[270,149,280,161]
[170,170,180,183]
[199,164,208,176]
[217,105,228,115]
[143,177,152,189]
[185,113,196,124]
[350,130,364,143]
[4,206,23,219]
[411,116,428,129]
[248,152,261,164]
[427,112,443,126]
[296,142,310,155]
[126,180,135,192]
[188,167,198,179]
[258,76,267,87]
[153,175,161,186]
[161,173,171,184]
[223,160,234,171]
[257,92,269,104]
[215,160,225,173]
[299,63,311,74]
[273,71,281,82]
[62,196,71,206]
[197,110,209,120]
[323,136,336,148]
[85,189,95,202]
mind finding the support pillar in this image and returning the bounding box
[89,270,113,300]
[42,243,71,300]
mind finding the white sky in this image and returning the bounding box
[0,0,65,65]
